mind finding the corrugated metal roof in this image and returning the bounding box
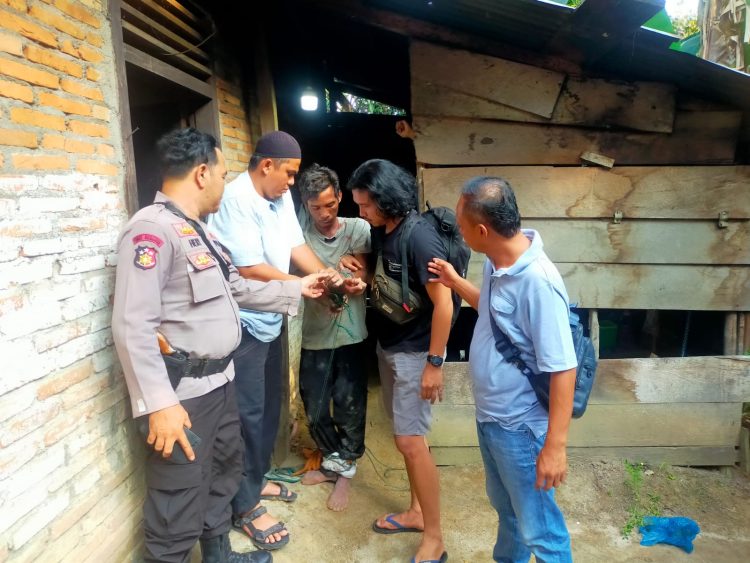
[366,0,750,111]
[368,0,571,51]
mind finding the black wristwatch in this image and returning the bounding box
[427,354,444,367]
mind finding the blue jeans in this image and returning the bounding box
[476,421,572,563]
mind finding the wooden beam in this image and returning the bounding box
[162,0,201,26]
[124,44,213,98]
[411,41,565,119]
[128,0,203,41]
[413,111,740,165]
[430,403,742,448]
[422,166,750,220]
[431,445,738,467]
[121,2,210,62]
[122,20,211,77]
[441,356,750,406]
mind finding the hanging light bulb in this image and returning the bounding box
[300,86,318,111]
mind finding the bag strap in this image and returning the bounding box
[397,212,419,312]
[159,201,230,281]
[487,296,537,380]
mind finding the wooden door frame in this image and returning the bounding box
[110,0,220,215]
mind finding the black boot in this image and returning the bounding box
[200,534,272,563]
[199,535,223,563]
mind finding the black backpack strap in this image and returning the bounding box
[488,298,537,379]
[398,214,418,312]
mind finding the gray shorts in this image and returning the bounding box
[376,342,432,436]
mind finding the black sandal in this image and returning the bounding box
[260,481,297,502]
[232,505,290,551]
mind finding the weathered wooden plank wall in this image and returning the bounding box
[430,359,748,466]
[421,166,750,219]
[412,40,750,466]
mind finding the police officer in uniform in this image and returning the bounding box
[112,128,328,563]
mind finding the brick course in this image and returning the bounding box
[217,79,253,177]
[0,2,141,561]
[0,5,257,562]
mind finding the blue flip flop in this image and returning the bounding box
[410,551,448,563]
[372,514,423,534]
[264,466,302,483]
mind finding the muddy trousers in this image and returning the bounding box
[143,382,243,563]
[299,342,367,460]
[231,330,283,515]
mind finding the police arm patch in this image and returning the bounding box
[134,245,158,270]
[132,233,164,247]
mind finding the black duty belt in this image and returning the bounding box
[162,353,234,390]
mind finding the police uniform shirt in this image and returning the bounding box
[112,192,303,417]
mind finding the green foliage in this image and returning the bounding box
[672,15,700,39]
[567,0,584,7]
[336,92,406,116]
[622,460,664,539]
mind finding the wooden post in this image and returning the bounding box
[109,0,139,216]
[737,312,747,355]
[740,427,750,476]
[273,317,291,466]
[589,309,600,359]
[724,313,738,355]
[254,29,278,134]
[743,312,750,355]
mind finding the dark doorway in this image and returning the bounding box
[268,7,414,217]
[126,64,214,209]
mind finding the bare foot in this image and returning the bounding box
[327,476,351,511]
[374,509,424,532]
[301,469,338,486]
[239,504,288,546]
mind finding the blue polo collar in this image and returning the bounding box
[491,229,544,277]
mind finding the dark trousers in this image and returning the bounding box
[299,342,367,460]
[231,329,283,515]
[143,382,243,563]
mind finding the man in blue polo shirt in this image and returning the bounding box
[428,176,577,563]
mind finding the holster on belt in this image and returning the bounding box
[157,332,233,390]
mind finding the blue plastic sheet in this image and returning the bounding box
[639,516,700,553]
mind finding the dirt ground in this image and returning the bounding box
[202,386,750,563]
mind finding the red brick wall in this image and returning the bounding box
[0,2,142,562]
[217,77,253,178]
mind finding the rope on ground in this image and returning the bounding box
[363,446,410,492]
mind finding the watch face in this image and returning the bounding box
[428,355,443,367]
